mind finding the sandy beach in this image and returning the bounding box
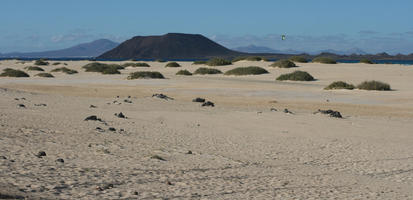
[1,59,413,199]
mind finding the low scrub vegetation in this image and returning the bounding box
[192,61,207,65]
[276,70,315,81]
[232,56,266,62]
[176,69,192,76]
[51,67,78,74]
[0,68,30,77]
[312,57,337,64]
[270,59,297,68]
[360,59,374,64]
[224,66,269,76]
[34,59,49,66]
[123,62,150,67]
[155,59,166,62]
[35,73,54,78]
[357,80,391,91]
[325,81,355,90]
[206,58,232,66]
[289,56,308,63]
[24,66,44,71]
[127,71,165,79]
[165,62,181,67]
[193,67,222,75]
[82,62,124,74]
[52,62,61,65]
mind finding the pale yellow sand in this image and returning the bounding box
[1,59,413,199]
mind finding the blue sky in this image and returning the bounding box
[1,0,413,54]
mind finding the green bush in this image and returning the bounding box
[0,68,30,77]
[155,59,166,62]
[224,66,269,76]
[360,59,374,64]
[24,66,44,71]
[127,71,165,79]
[52,62,61,65]
[289,56,308,63]
[232,56,266,62]
[206,58,232,66]
[82,62,124,74]
[192,61,207,65]
[324,81,355,90]
[35,73,54,78]
[312,57,337,64]
[270,59,297,68]
[276,70,314,81]
[34,59,49,65]
[176,69,192,76]
[51,67,78,74]
[123,62,150,67]
[165,62,181,67]
[357,80,391,91]
[194,67,222,75]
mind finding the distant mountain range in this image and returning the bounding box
[98,33,242,60]
[233,44,368,55]
[0,39,118,58]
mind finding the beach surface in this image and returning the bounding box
[1,60,413,199]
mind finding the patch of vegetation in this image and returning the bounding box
[35,73,54,78]
[206,58,232,66]
[270,59,297,68]
[52,62,61,65]
[312,57,337,64]
[123,62,150,67]
[360,58,374,64]
[51,67,78,74]
[0,68,30,77]
[357,80,391,91]
[127,71,165,79]
[165,62,181,68]
[194,67,222,75]
[276,70,315,81]
[224,66,269,76]
[155,59,166,62]
[192,60,207,65]
[24,66,44,71]
[34,59,49,65]
[232,56,266,62]
[324,81,355,90]
[176,69,192,76]
[289,56,308,63]
[82,62,124,74]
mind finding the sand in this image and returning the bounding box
[1,59,413,199]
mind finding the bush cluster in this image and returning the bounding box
[270,59,297,68]
[82,62,124,74]
[123,62,150,67]
[312,57,337,64]
[193,67,222,75]
[51,67,78,74]
[206,58,232,66]
[165,62,181,67]
[176,69,192,76]
[276,70,314,81]
[127,71,165,79]
[324,81,355,90]
[224,66,269,76]
[0,68,30,77]
[289,56,308,63]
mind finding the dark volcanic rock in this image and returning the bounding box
[84,115,101,121]
[115,112,126,118]
[152,93,174,100]
[18,104,26,108]
[192,97,206,103]
[283,108,293,114]
[318,109,343,118]
[36,151,46,158]
[34,103,47,106]
[108,127,116,132]
[202,101,215,107]
[98,33,242,60]
[56,158,64,163]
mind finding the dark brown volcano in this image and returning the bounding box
[97,33,242,60]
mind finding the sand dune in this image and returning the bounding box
[1,59,413,199]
